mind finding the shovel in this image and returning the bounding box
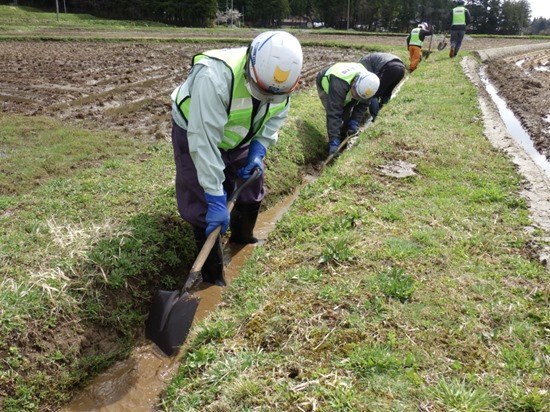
[320,129,360,170]
[425,33,433,59]
[437,33,448,51]
[145,168,261,356]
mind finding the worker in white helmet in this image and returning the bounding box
[170,31,303,286]
[316,63,380,155]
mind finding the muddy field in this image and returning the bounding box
[484,47,550,159]
[1,33,549,160]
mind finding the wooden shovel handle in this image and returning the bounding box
[189,168,262,274]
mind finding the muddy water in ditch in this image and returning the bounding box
[480,68,550,178]
[61,182,306,412]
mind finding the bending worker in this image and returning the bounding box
[448,0,471,58]
[406,22,432,72]
[316,63,380,155]
[359,52,405,122]
[170,31,303,286]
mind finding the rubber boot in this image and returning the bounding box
[192,226,226,286]
[450,48,455,58]
[229,202,261,244]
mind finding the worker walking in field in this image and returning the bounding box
[406,22,432,72]
[316,62,380,155]
[359,52,406,122]
[170,31,303,286]
[448,0,471,58]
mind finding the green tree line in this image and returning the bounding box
[2,0,548,34]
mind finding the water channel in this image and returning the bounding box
[61,182,305,412]
[480,67,550,179]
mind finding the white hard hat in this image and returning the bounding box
[418,22,428,30]
[353,72,380,100]
[246,31,303,104]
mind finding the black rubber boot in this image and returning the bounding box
[192,226,226,286]
[229,202,261,245]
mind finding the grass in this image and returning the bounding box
[162,52,550,411]
[1,5,549,412]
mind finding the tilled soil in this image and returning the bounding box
[484,48,550,159]
[1,34,549,153]
[0,41,350,141]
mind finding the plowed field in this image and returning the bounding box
[1,34,548,159]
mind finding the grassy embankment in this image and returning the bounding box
[161,54,550,411]
[1,5,549,412]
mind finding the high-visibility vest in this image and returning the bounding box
[321,62,366,105]
[174,48,288,150]
[452,6,466,25]
[409,27,423,47]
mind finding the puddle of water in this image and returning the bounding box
[480,68,550,179]
[60,183,305,412]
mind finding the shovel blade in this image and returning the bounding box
[437,41,447,51]
[145,290,200,356]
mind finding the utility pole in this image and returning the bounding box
[347,0,350,30]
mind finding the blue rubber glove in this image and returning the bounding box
[328,139,341,155]
[205,192,229,237]
[237,140,266,179]
[347,120,359,135]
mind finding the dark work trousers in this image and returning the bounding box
[170,121,265,230]
[369,60,406,120]
[450,29,466,55]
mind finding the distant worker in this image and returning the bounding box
[170,31,303,286]
[316,63,380,155]
[406,22,432,72]
[448,0,471,58]
[359,52,406,122]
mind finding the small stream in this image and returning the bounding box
[480,67,550,178]
[61,182,306,412]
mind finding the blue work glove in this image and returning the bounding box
[347,120,359,136]
[237,140,266,180]
[328,139,341,155]
[205,192,229,237]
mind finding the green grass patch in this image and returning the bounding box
[163,52,550,411]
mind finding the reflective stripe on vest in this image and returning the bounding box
[452,6,466,25]
[321,62,365,105]
[175,48,288,151]
[409,28,423,47]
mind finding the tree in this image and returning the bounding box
[500,0,530,34]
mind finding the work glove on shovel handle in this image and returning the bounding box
[205,192,230,237]
[328,138,341,155]
[237,140,266,180]
[346,119,359,136]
